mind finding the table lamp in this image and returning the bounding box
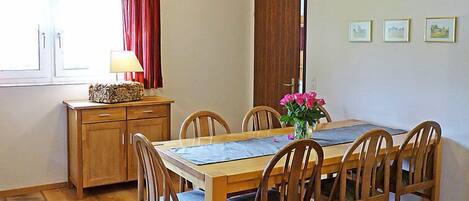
[110,50,144,81]
[88,51,145,104]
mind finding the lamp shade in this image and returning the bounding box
[110,51,144,73]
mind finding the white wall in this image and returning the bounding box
[0,85,88,191]
[307,0,469,200]
[0,0,254,191]
[157,0,254,138]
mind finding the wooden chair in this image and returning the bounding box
[228,139,324,201]
[133,133,205,201]
[179,110,231,191]
[242,106,284,132]
[321,129,393,201]
[318,105,332,123]
[391,121,442,201]
[179,110,231,139]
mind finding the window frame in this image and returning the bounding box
[0,1,53,85]
[0,0,123,86]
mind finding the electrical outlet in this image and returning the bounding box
[310,78,318,91]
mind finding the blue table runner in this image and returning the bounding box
[169,124,406,165]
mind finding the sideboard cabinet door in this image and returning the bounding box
[82,121,127,187]
[127,117,169,180]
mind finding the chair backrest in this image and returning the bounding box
[242,106,284,132]
[327,130,393,201]
[394,121,442,187]
[255,139,324,201]
[179,111,231,139]
[318,105,332,123]
[133,134,179,201]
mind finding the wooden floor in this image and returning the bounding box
[0,183,425,201]
[0,172,182,201]
[0,171,424,201]
[0,182,138,201]
[43,182,139,201]
[0,192,47,201]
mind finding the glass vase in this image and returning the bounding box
[294,121,317,140]
[294,121,309,139]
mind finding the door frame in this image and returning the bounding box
[301,0,308,93]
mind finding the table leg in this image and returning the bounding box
[205,175,228,201]
[432,142,442,201]
[138,161,145,201]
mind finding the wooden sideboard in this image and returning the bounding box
[63,96,174,198]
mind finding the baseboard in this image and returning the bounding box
[0,182,67,197]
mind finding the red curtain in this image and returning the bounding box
[122,0,163,89]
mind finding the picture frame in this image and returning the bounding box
[349,20,372,42]
[425,17,457,43]
[384,19,410,42]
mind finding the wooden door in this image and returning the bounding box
[127,118,169,180]
[82,121,126,187]
[254,0,301,113]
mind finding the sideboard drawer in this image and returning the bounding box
[82,108,126,123]
[127,105,168,120]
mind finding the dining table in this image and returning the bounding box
[137,119,441,201]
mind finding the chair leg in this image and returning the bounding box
[179,177,186,192]
[187,181,194,189]
[395,192,401,201]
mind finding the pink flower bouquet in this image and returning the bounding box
[280,91,326,139]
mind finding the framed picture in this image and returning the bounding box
[384,19,410,42]
[349,21,372,42]
[425,17,457,43]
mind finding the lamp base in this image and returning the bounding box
[89,81,144,104]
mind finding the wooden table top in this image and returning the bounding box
[154,119,409,183]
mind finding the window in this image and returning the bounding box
[0,0,123,85]
[0,0,50,82]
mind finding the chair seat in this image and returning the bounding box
[321,177,356,201]
[227,189,280,201]
[160,189,205,201]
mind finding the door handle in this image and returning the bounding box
[38,25,46,49]
[57,32,63,48]
[282,78,296,94]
